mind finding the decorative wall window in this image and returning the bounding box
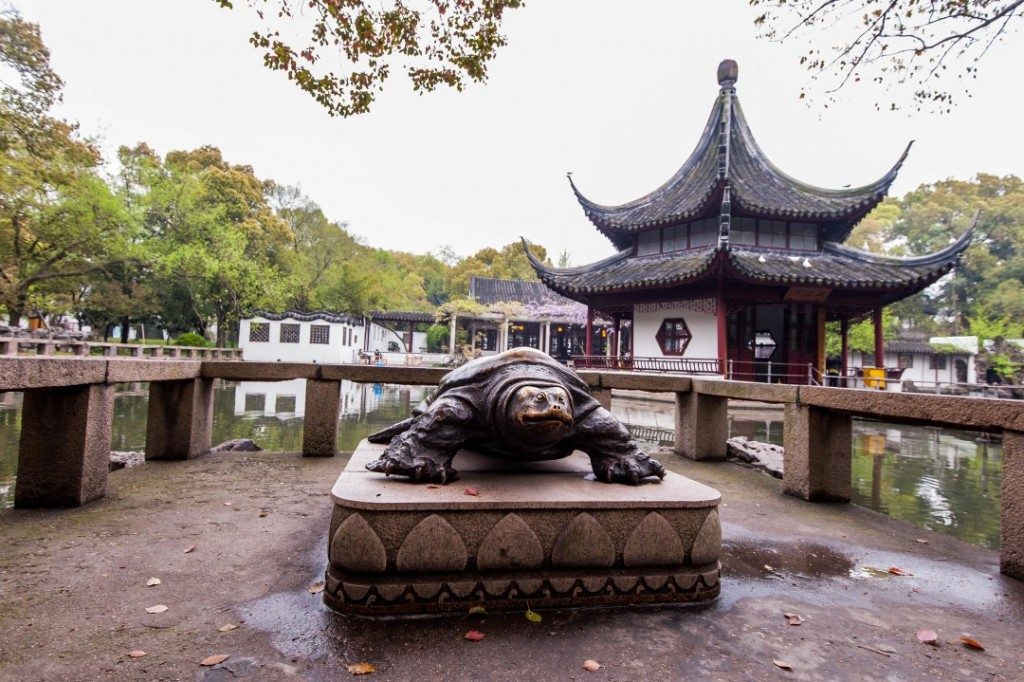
[634,217,820,255]
[637,230,660,256]
[243,394,266,412]
[275,395,297,413]
[662,224,687,252]
[930,354,948,370]
[280,323,300,343]
[758,219,788,248]
[732,217,756,246]
[249,322,270,342]
[310,324,330,344]
[655,318,692,356]
[897,353,914,369]
[689,218,718,248]
[790,222,818,250]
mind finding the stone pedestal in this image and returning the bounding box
[325,440,722,615]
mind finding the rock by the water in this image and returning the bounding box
[726,436,783,479]
[211,438,262,453]
[109,451,145,471]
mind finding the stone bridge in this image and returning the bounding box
[0,356,1020,582]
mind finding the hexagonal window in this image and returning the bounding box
[750,330,777,360]
[655,318,692,356]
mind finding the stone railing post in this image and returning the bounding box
[303,379,341,457]
[0,339,15,356]
[782,403,852,502]
[74,343,90,357]
[674,391,727,460]
[15,384,115,507]
[1002,430,1023,580]
[129,346,142,357]
[145,378,214,460]
[591,387,612,410]
[36,342,54,356]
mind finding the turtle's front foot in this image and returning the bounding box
[590,451,666,485]
[366,450,458,484]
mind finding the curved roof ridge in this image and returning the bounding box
[730,97,912,200]
[823,220,975,266]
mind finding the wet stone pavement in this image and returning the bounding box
[0,447,1022,681]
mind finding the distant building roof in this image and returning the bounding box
[370,311,436,323]
[250,310,362,325]
[469,277,577,307]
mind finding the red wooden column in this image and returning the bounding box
[716,291,727,373]
[840,318,850,385]
[873,306,884,368]
[585,305,594,356]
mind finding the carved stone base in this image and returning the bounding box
[325,440,722,616]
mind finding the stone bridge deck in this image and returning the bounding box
[1,447,1021,681]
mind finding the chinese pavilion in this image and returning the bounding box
[525,60,972,383]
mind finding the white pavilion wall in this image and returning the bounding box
[632,301,718,359]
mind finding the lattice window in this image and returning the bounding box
[280,323,300,343]
[243,394,265,412]
[310,324,330,344]
[930,354,948,370]
[249,322,270,342]
[898,353,914,369]
[275,395,296,413]
[655,318,692,356]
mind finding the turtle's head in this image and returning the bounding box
[508,385,573,444]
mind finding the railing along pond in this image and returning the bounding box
[0,355,1021,582]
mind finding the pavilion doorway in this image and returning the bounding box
[727,303,818,383]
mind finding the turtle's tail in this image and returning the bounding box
[366,418,415,444]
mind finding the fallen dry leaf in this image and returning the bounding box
[146,577,161,587]
[200,654,230,667]
[468,606,487,616]
[582,660,601,672]
[525,608,542,623]
[258,511,268,518]
[308,581,325,594]
[218,623,238,632]
[426,484,441,489]
[463,487,480,497]
[184,544,196,554]
[773,659,793,670]
[783,612,804,626]
[915,538,929,544]
[764,564,775,572]
[464,630,486,642]
[347,662,375,675]
[144,605,168,614]
[128,650,147,658]
[959,635,985,651]
[223,501,232,506]
[888,566,914,576]
[917,629,939,646]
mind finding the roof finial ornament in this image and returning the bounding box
[717,59,738,89]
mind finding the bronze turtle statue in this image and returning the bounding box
[366,347,666,485]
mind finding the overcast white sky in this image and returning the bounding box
[16,0,1024,264]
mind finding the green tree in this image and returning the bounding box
[213,0,524,117]
[0,8,131,325]
[448,241,549,296]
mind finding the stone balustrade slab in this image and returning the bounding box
[0,357,107,391]
[105,359,201,384]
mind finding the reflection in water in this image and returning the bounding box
[0,390,1003,550]
[0,380,431,509]
[726,410,1002,551]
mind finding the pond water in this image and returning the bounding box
[0,383,1003,550]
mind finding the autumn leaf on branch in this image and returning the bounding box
[212,0,525,117]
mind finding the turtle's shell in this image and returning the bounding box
[425,347,600,425]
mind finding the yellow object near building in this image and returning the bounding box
[862,367,886,390]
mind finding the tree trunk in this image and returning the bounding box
[120,317,130,344]
[216,310,227,348]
